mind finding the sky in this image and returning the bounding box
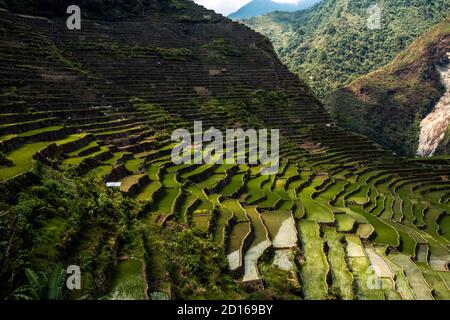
[193,0,301,16]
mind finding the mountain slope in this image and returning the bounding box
[245,0,450,98]
[325,22,450,157]
[229,0,320,19]
[0,0,165,18]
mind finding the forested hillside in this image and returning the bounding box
[245,0,450,98]
[325,22,450,157]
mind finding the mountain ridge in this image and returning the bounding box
[229,0,320,19]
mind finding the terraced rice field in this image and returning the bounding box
[0,2,449,300]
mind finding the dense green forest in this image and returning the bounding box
[245,0,450,99]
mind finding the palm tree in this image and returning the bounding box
[12,263,65,300]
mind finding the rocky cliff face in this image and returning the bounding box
[418,59,450,157]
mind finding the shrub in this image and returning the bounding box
[0,152,13,167]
